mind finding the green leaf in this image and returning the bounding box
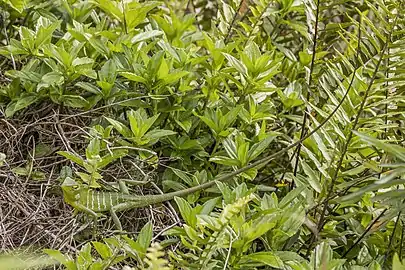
[163,70,189,84]
[279,186,305,209]
[301,161,322,193]
[75,82,101,95]
[200,197,220,215]
[125,2,160,29]
[144,129,177,140]
[209,156,240,166]
[171,168,193,186]
[120,72,147,84]
[5,0,27,13]
[239,252,284,268]
[92,241,112,260]
[94,0,122,21]
[174,197,197,227]
[43,249,75,270]
[98,149,128,169]
[12,166,29,176]
[354,131,405,162]
[61,95,90,108]
[136,221,153,253]
[393,253,405,270]
[34,143,52,158]
[127,109,159,138]
[131,30,163,44]
[57,151,85,167]
[0,153,6,166]
[335,168,405,203]
[5,94,37,117]
[223,53,248,75]
[248,133,278,161]
[105,117,133,138]
[99,59,116,83]
[86,138,101,160]
[37,72,64,91]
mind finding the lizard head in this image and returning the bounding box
[61,176,81,202]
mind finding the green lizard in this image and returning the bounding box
[61,102,341,232]
[61,174,217,230]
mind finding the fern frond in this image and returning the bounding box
[198,193,255,268]
[143,243,172,270]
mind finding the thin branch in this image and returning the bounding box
[291,0,321,187]
[342,209,387,257]
[242,0,272,47]
[383,211,401,264]
[400,220,404,258]
[317,13,398,233]
[121,0,128,34]
[304,16,363,254]
[224,0,246,43]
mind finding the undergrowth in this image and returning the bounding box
[1,0,405,269]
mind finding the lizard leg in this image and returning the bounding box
[110,201,139,230]
[119,173,151,186]
[118,180,130,195]
[75,203,100,218]
[73,203,101,237]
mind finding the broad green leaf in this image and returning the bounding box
[171,168,193,186]
[125,2,160,29]
[279,186,305,209]
[131,30,163,44]
[198,116,219,134]
[301,161,322,193]
[393,253,405,270]
[34,143,52,158]
[75,82,101,95]
[61,95,90,108]
[174,197,197,227]
[127,109,159,138]
[12,166,29,176]
[37,72,64,91]
[354,131,405,161]
[223,53,248,75]
[120,72,147,84]
[105,117,133,138]
[209,156,240,166]
[144,129,176,140]
[223,137,238,159]
[199,197,220,215]
[239,252,284,268]
[72,57,94,67]
[136,221,153,253]
[92,242,112,260]
[94,0,122,21]
[222,106,241,129]
[43,249,75,270]
[335,169,405,203]
[248,133,278,161]
[99,59,116,83]
[163,70,189,84]
[4,0,27,13]
[97,149,128,169]
[5,94,37,117]
[57,151,85,167]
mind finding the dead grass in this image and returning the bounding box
[0,103,178,253]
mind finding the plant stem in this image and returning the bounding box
[342,209,387,257]
[317,13,398,234]
[291,0,320,187]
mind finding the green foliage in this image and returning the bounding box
[2,0,405,269]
